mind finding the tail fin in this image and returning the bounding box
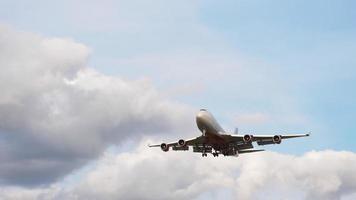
[234,128,238,134]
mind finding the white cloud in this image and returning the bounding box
[1,143,355,200]
[0,24,194,186]
[66,147,356,200]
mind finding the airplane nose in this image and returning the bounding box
[196,110,205,122]
[196,110,207,132]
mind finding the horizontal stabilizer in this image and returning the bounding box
[238,149,265,154]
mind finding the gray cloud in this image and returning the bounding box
[1,144,356,200]
[0,25,194,186]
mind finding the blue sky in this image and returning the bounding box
[1,0,355,153]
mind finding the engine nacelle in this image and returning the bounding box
[178,139,186,147]
[273,135,282,144]
[243,134,253,143]
[160,143,169,152]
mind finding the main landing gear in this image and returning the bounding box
[201,152,219,157]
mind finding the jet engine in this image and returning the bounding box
[273,135,282,144]
[178,139,186,147]
[160,143,169,152]
[243,134,253,143]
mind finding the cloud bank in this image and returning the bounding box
[0,25,193,186]
[1,145,356,200]
[62,147,356,200]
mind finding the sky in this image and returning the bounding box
[0,0,356,199]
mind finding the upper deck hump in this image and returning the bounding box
[196,109,225,134]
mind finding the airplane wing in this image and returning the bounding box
[228,133,310,146]
[149,133,309,153]
[148,136,205,151]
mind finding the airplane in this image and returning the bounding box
[149,109,310,157]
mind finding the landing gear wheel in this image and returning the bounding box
[202,153,207,157]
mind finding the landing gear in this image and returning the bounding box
[201,143,207,157]
[212,152,219,157]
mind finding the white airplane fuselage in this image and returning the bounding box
[196,109,227,146]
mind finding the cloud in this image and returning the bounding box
[0,25,194,186]
[1,143,355,200]
[64,148,356,200]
